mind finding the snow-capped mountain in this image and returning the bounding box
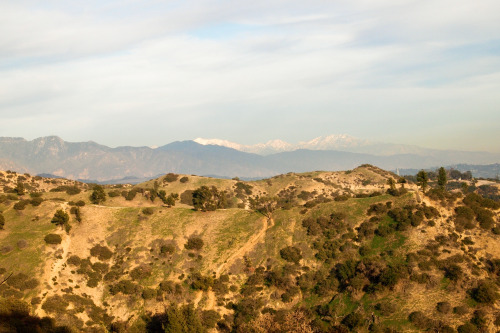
[194,135,371,155]
[297,134,371,151]
[194,138,294,155]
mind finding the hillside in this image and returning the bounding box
[0,166,500,332]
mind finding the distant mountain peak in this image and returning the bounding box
[193,134,372,155]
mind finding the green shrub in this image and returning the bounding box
[90,245,113,260]
[65,186,81,195]
[185,236,204,251]
[130,265,152,280]
[30,197,43,206]
[408,311,432,329]
[44,234,62,244]
[108,190,120,198]
[457,323,478,333]
[180,176,189,183]
[279,246,302,264]
[89,185,106,204]
[142,207,154,215]
[436,301,451,314]
[453,305,469,315]
[42,295,69,314]
[470,281,499,303]
[160,244,176,255]
[109,280,139,295]
[341,312,364,330]
[142,288,156,300]
[51,209,69,228]
[13,200,30,210]
[67,255,81,266]
[164,173,179,182]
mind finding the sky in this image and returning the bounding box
[1,0,499,152]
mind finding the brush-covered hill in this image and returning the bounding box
[0,166,500,332]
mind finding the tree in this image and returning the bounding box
[15,182,25,195]
[51,210,69,228]
[89,185,106,204]
[249,196,278,219]
[438,167,447,190]
[0,213,4,230]
[416,170,429,193]
[192,186,226,211]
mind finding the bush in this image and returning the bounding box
[470,281,499,303]
[142,207,154,215]
[375,302,397,316]
[160,244,176,255]
[90,185,106,204]
[44,234,62,244]
[30,197,43,207]
[142,288,156,300]
[42,295,69,314]
[341,312,364,330]
[436,301,451,314]
[130,265,152,280]
[90,245,113,260]
[453,305,469,315]
[164,173,179,182]
[457,323,478,333]
[16,239,28,249]
[13,200,30,210]
[279,246,302,264]
[51,209,69,228]
[109,280,139,295]
[0,213,4,230]
[65,186,81,195]
[180,190,194,205]
[185,236,204,251]
[408,311,432,329]
[108,190,120,198]
[67,255,81,266]
[75,200,85,207]
[180,176,189,183]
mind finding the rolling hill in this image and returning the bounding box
[0,165,499,332]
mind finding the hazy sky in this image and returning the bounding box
[1,0,499,152]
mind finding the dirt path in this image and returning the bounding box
[205,290,216,309]
[214,217,270,277]
[193,290,204,307]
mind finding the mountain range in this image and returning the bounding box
[0,135,499,182]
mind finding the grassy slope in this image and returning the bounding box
[0,167,499,332]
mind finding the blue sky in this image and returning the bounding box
[0,0,499,152]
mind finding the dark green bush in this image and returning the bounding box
[142,288,156,300]
[470,281,499,303]
[142,207,154,215]
[436,301,451,314]
[164,173,179,182]
[44,234,62,244]
[90,245,113,260]
[185,236,204,251]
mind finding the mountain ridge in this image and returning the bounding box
[0,136,499,181]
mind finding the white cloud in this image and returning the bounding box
[0,0,499,150]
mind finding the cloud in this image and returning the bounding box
[0,0,499,150]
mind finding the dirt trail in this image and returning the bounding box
[193,290,204,307]
[205,290,216,309]
[214,217,270,277]
[202,216,271,311]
